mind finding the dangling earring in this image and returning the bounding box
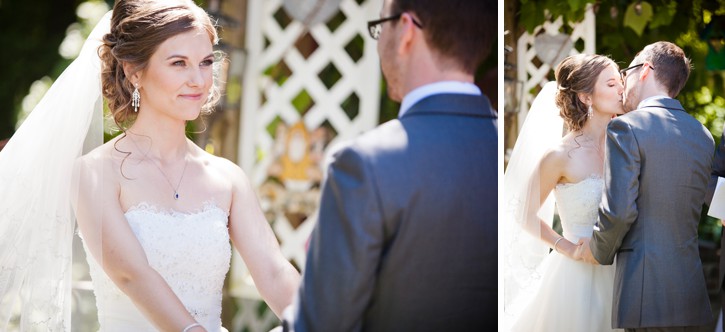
[587,104,593,118]
[132,84,140,113]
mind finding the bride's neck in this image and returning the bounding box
[126,113,190,161]
[580,115,609,144]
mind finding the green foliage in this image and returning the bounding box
[518,0,591,34]
[649,1,677,29]
[623,1,653,36]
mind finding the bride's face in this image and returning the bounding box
[590,64,624,116]
[136,28,214,121]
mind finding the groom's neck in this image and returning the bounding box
[638,82,672,102]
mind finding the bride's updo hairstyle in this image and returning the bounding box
[554,54,616,132]
[99,0,220,128]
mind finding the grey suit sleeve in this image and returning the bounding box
[590,118,641,265]
[292,146,383,332]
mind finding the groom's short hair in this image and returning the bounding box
[635,41,691,97]
[389,0,496,74]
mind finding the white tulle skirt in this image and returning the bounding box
[505,251,622,332]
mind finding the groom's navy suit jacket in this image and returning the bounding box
[591,97,714,328]
[291,93,497,331]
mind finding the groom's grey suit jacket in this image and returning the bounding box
[590,97,714,328]
[291,93,497,331]
[709,132,725,292]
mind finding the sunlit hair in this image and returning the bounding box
[390,0,495,74]
[99,0,221,129]
[554,54,616,132]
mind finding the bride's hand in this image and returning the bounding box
[571,239,587,261]
[556,238,583,261]
[569,240,584,261]
[574,238,599,264]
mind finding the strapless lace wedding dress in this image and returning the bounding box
[82,201,231,332]
[509,176,622,332]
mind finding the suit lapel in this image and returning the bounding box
[401,93,497,119]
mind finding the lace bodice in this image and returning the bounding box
[83,201,231,332]
[554,175,604,242]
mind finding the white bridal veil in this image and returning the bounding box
[0,12,111,331]
[502,82,565,318]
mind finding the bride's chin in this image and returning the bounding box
[177,109,203,121]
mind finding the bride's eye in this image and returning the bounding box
[172,60,186,66]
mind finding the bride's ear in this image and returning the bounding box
[122,62,142,87]
[577,92,592,107]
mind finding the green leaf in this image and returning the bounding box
[649,1,677,29]
[519,1,546,34]
[623,1,654,36]
[567,0,585,12]
[564,7,586,25]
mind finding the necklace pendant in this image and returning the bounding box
[174,192,179,200]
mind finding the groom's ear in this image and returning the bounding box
[638,63,653,81]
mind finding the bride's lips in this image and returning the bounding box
[179,93,203,101]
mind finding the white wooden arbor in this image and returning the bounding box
[516,7,596,130]
[231,0,383,329]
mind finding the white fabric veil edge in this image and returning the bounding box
[0,11,111,331]
[502,82,564,320]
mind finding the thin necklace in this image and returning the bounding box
[128,133,190,200]
[579,130,604,162]
[151,156,189,200]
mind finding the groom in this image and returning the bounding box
[281,0,497,331]
[581,41,714,331]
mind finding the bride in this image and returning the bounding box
[0,1,299,331]
[503,54,624,331]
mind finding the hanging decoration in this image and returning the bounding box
[533,32,573,68]
[283,0,344,27]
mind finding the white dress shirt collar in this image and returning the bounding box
[636,95,670,110]
[398,81,481,118]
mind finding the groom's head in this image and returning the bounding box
[621,41,690,112]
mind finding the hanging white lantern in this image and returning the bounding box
[283,0,344,27]
[533,32,573,68]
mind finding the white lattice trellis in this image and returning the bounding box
[516,7,595,129]
[232,0,382,306]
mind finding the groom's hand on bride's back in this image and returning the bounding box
[575,238,600,265]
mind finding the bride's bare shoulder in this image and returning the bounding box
[192,147,252,190]
[540,141,570,168]
[75,136,126,171]
[197,148,245,177]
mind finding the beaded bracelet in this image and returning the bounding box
[182,323,201,332]
[553,237,565,253]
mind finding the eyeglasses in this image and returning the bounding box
[367,13,423,40]
[619,63,655,80]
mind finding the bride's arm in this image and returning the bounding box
[533,149,583,260]
[72,155,205,332]
[224,161,301,318]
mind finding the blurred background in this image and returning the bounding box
[0,0,496,330]
[505,1,725,330]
